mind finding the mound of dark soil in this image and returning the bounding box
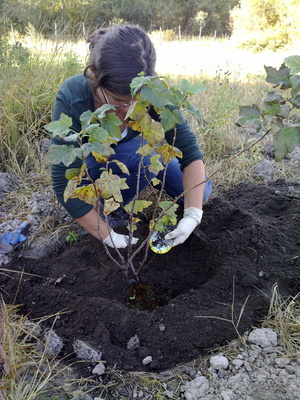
[2,181,300,373]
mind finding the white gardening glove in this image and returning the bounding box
[103,229,139,249]
[165,207,203,247]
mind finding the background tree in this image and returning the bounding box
[230,0,300,51]
[1,0,240,38]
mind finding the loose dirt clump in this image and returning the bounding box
[2,181,300,373]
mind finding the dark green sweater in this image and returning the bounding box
[51,74,204,218]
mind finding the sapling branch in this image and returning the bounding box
[153,129,271,218]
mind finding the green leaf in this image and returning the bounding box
[155,201,178,231]
[80,110,93,130]
[44,114,73,137]
[273,126,300,161]
[284,55,300,75]
[141,85,170,109]
[290,75,300,97]
[86,124,110,143]
[262,93,290,118]
[264,64,291,89]
[130,74,153,96]
[65,168,81,180]
[101,113,122,139]
[178,79,206,95]
[184,101,202,123]
[290,94,300,109]
[94,104,118,120]
[44,145,82,166]
[236,105,261,130]
[81,142,114,158]
[160,108,182,131]
[124,200,152,214]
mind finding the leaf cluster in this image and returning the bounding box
[45,75,204,234]
[236,55,300,160]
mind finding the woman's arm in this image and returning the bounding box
[165,159,206,247]
[75,208,110,240]
[183,159,206,210]
[76,208,138,248]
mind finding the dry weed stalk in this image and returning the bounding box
[263,283,300,355]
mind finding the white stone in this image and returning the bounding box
[248,328,277,348]
[142,356,152,365]
[182,376,210,400]
[92,362,106,376]
[221,389,234,400]
[36,329,64,357]
[127,335,140,350]
[73,340,102,362]
[274,357,291,368]
[232,359,244,370]
[210,355,229,370]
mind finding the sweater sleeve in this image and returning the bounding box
[51,77,94,219]
[147,108,204,170]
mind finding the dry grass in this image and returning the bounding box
[263,283,300,355]
[0,300,105,400]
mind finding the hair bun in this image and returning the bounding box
[87,28,108,51]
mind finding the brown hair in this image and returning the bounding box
[84,25,156,96]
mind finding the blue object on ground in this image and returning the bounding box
[0,220,30,254]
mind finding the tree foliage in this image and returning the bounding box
[230,0,300,51]
[236,56,300,161]
[1,0,239,38]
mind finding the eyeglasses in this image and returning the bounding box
[99,86,134,109]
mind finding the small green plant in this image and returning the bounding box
[45,74,205,280]
[236,55,300,161]
[65,230,79,244]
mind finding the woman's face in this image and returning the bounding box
[97,86,134,120]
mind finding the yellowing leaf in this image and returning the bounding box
[72,185,99,206]
[139,115,164,146]
[92,151,109,163]
[103,198,121,216]
[136,143,155,157]
[95,171,128,202]
[128,120,142,132]
[156,144,182,164]
[124,200,152,214]
[64,178,78,202]
[151,177,161,186]
[110,159,130,175]
[149,154,164,174]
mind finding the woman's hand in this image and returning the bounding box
[103,229,139,249]
[165,207,203,247]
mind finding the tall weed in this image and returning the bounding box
[0,45,83,177]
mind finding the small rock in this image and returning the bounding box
[274,357,291,368]
[248,328,277,348]
[252,160,273,182]
[159,323,166,332]
[127,335,140,350]
[181,376,210,400]
[221,389,234,400]
[73,340,102,362]
[142,356,152,365]
[36,329,64,357]
[231,359,244,370]
[210,355,229,370]
[92,362,106,376]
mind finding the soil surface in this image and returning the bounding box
[2,181,300,373]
